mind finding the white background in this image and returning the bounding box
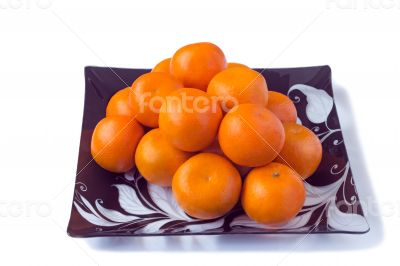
[0,0,399,265]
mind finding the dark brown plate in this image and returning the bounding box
[67,65,369,237]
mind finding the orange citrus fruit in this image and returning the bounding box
[202,137,252,177]
[170,42,227,90]
[241,162,306,225]
[159,88,222,152]
[218,104,285,167]
[207,67,268,111]
[135,128,192,187]
[172,153,242,219]
[266,91,297,123]
[106,87,136,118]
[91,116,144,173]
[227,62,248,69]
[152,58,171,73]
[275,122,322,179]
[129,72,183,128]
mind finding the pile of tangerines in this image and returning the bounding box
[91,42,322,226]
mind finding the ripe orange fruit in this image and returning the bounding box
[219,104,285,167]
[159,88,222,152]
[266,91,297,123]
[135,128,192,187]
[202,137,252,177]
[129,72,183,128]
[152,58,171,73]
[275,122,322,179]
[207,67,268,111]
[227,62,248,69]
[106,87,136,118]
[172,153,242,219]
[91,116,144,173]
[170,42,227,90]
[241,162,305,225]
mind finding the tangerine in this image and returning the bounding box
[266,91,297,123]
[275,122,322,179]
[106,87,136,118]
[152,58,171,73]
[202,137,252,177]
[91,116,144,173]
[172,153,242,219]
[135,128,192,187]
[129,72,183,128]
[170,42,227,90]
[241,162,305,225]
[207,67,268,111]
[159,88,222,152]
[227,62,248,69]
[218,104,285,167]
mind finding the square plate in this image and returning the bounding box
[67,65,369,237]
